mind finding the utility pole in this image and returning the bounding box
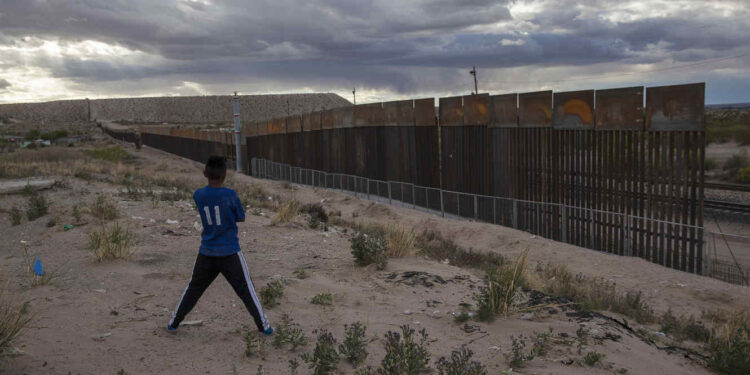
[352,88,356,105]
[232,91,243,173]
[469,66,478,95]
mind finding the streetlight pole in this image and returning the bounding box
[469,66,478,94]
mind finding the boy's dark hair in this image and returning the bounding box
[204,155,227,180]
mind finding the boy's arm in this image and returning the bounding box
[234,193,246,222]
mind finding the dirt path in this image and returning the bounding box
[1,143,744,374]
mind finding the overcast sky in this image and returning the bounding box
[1,0,749,104]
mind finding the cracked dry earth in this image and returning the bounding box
[2,144,749,374]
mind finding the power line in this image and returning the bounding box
[482,51,750,85]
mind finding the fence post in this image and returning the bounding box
[401,184,405,206]
[367,178,370,200]
[493,198,497,224]
[426,188,430,211]
[536,205,541,234]
[457,194,460,217]
[412,184,416,209]
[474,195,478,221]
[440,189,445,218]
[388,183,392,205]
[512,199,518,229]
[562,205,568,243]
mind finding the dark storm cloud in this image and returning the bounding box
[0,0,749,101]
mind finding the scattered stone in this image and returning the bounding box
[182,320,203,326]
[488,345,501,351]
[92,332,112,341]
[385,271,447,287]
[403,310,412,315]
[92,289,106,294]
[520,312,534,320]
[166,219,179,225]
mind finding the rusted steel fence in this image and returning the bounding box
[241,82,706,275]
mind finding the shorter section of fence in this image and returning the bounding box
[251,158,749,286]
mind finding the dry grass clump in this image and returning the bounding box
[272,200,300,225]
[535,262,654,324]
[0,287,32,357]
[90,194,119,222]
[83,146,133,163]
[659,309,711,343]
[415,230,506,270]
[232,183,278,210]
[475,250,528,321]
[385,225,416,257]
[87,222,135,261]
[25,194,49,221]
[706,309,750,374]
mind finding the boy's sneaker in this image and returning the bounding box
[167,324,178,332]
[262,326,274,336]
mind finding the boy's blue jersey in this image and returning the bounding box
[193,186,245,256]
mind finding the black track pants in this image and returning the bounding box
[170,252,269,331]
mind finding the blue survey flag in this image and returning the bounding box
[33,256,44,276]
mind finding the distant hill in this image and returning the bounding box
[706,102,750,109]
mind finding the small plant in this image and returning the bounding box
[416,230,506,271]
[475,250,527,322]
[255,365,265,375]
[659,309,710,342]
[355,366,375,375]
[379,325,430,375]
[116,369,130,375]
[46,218,56,228]
[505,335,533,368]
[294,268,309,279]
[308,214,321,229]
[87,222,135,261]
[531,328,554,357]
[289,358,300,375]
[251,207,262,216]
[350,233,387,270]
[272,199,300,225]
[302,203,328,223]
[21,184,35,196]
[0,287,32,357]
[339,322,368,367]
[302,329,340,375]
[311,293,333,306]
[583,351,605,366]
[260,280,284,307]
[9,206,22,226]
[71,204,82,224]
[90,194,119,222]
[244,328,267,359]
[436,346,487,375]
[26,194,49,221]
[385,225,416,257]
[273,314,309,350]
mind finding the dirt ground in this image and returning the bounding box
[2,143,750,375]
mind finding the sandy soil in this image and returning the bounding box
[2,144,749,374]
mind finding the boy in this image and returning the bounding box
[168,155,272,335]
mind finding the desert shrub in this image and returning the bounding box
[273,314,308,351]
[45,218,56,228]
[308,214,321,229]
[583,351,605,366]
[724,150,749,171]
[739,165,750,183]
[84,146,131,162]
[71,204,82,224]
[244,329,267,359]
[9,207,22,226]
[379,325,430,375]
[475,250,527,322]
[260,280,284,307]
[531,328,554,357]
[339,322,368,367]
[535,262,655,324]
[302,203,328,223]
[21,184,35,196]
[706,310,750,374]
[385,225,416,257]
[311,293,333,306]
[302,329,340,375]
[505,335,533,368]
[40,129,68,141]
[416,230,506,270]
[272,199,300,225]
[90,194,118,221]
[289,358,300,375]
[659,309,710,342]
[87,222,135,261]
[0,288,32,357]
[435,346,487,375]
[294,268,309,279]
[26,194,49,221]
[25,129,40,140]
[350,233,387,270]
[704,157,717,170]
